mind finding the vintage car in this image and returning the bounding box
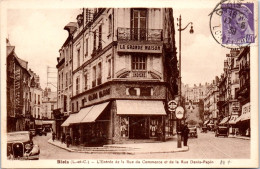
[215,126,229,137]
[188,126,198,138]
[7,131,40,160]
[36,128,47,136]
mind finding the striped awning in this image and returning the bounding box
[219,117,229,125]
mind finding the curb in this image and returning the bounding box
[48,139,75,152]
[229,136,250,140]
[47,139,189,154]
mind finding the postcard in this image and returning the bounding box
[1,0,258,168]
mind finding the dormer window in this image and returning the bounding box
[77,14,83,27]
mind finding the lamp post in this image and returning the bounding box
[176,15,194,148]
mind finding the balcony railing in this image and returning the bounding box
[117,27,162,41]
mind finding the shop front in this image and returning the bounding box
[116,100,166,141]
[236,102,250,136]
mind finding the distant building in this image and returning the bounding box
[42,88,57,119]
[183,83,209,104]
[6,39,31,131]
[204,76,219,126]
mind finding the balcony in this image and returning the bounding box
[239,61,250,76]
[117,27,162,41]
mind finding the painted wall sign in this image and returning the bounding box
[117,42,163,53]
[88,88,111,101]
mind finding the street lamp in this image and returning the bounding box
[176,15,194,148]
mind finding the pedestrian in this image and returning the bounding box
[52,131,56,142]
[182,122,190,146]
[61,132,66,144]
[66,133,72,148]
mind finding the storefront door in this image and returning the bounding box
[129,116,148,139]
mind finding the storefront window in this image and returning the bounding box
[120,117,129,138]
[150,117,159,137]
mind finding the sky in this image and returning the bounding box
[4,0,230,90]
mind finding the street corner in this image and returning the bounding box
[47,139,75,152]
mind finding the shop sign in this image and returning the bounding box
[168,100,177,112]
[88,88,110,101]
[242,103,250,115]
[175,106,184,119]
[117,42,162,53]
[14,68,21,111]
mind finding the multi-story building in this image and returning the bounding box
[236,47,250,136]
[204,77,219,127]
[59,8,178,145]
[6,39,31,132]
[28,69,43,129]
[42,88,57,119]
[217,49,240,129]
[55,22,76,138]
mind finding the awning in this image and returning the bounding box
[70,106,94,124]
[229,115,239,124]
[116,100,166,115]
[61,113,77,127]
[203,120,209,125]
[219,117,229,125]
[81,102,109,123]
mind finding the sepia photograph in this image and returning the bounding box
[1,0,258,168]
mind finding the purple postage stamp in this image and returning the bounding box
[221,3,254,45]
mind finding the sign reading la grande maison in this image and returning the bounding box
[117,42,162,53]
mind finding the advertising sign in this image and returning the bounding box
[175,106,184,119]
[117,42,163,53]
[168,100,177,112]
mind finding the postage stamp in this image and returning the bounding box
[221,3,255,44]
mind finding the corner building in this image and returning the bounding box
[61,8,177,145]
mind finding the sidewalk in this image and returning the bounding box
[48,137,189,154]
[228,135,250,140]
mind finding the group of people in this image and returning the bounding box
[52,131,72,148]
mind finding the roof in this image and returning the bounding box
[7,46,15,56]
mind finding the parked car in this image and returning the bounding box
[36,128,47,136]
[188,126,198,138]
[215,126,229,137]
[7,131,40,160]
[29,129,36,136]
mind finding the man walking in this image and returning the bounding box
[182,122,190,146]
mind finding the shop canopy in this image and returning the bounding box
[236,103,250,123]
[207,120,214,126]
[70,106,94,124]
[219,117,229,125]
[61,113,77,127]
[228,115,239,125]
[81,102,109,123]
[116,100,166,115]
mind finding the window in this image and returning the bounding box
[51,104,54,111]
[69,70,72,85]
[58,74,60,90]
[97,63,102,85]
[64,95,67,112]
[77,49,80,67]
[69,101,71,111]
[76,101,79,111]
[131,9,147,40]
[84,73,88,89]
[93,30,97,52]
[76,76,80,95]
[85,38,88,57]
[72,103,74,113]
[38,95,40,105]
[35,94,36,104]
[65,72,68,88]
[82,99,85,107]
[98,25,102,49]
[92,66,96,87]
[108,58,111,77]
[132,55,147,70]
[108,15,112,36]
[61,72,63,90]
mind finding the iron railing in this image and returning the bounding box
[117,27,162,41]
